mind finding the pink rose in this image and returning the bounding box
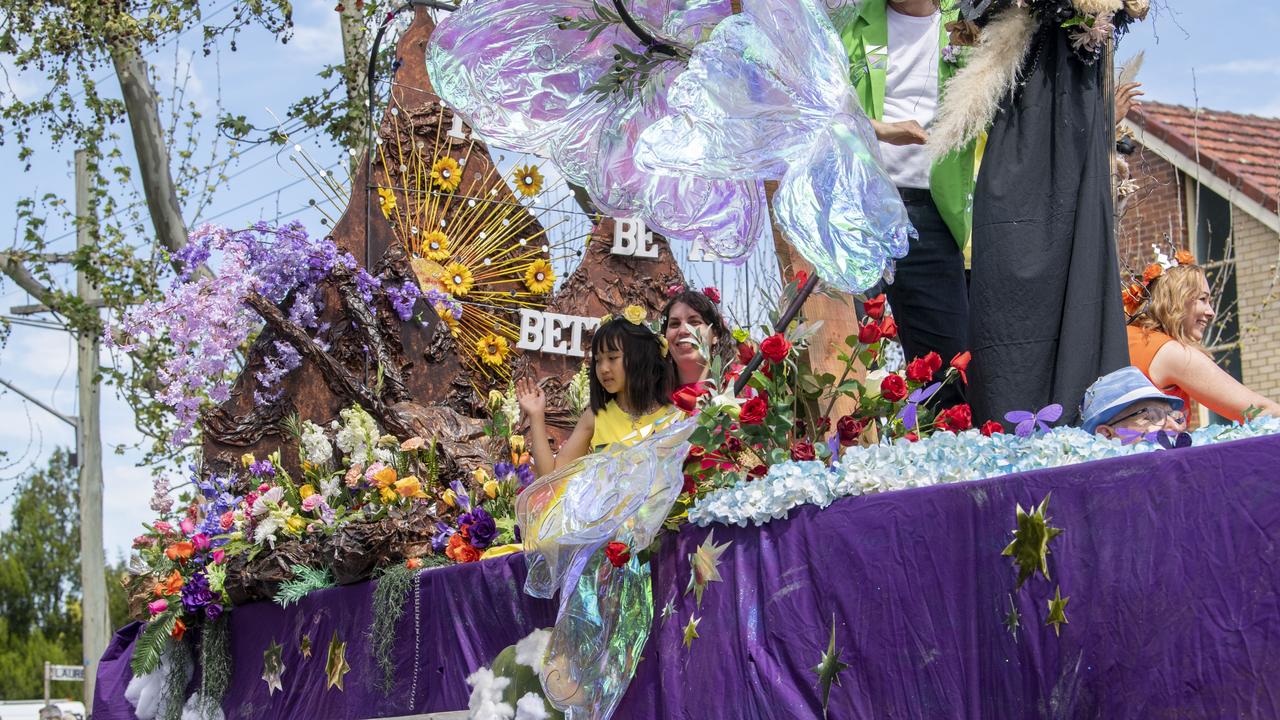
[211,549,225,565]
[220,511,234,531]
[148,599,168,615]
[302,494,323,512]
[153,521,172,534]
[179,518,196,536]
[191,533,211,551]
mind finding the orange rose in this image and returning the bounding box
[445,533,482,563]
[1174,249,1194,265]
[1142,263,1163,283]
[154,569,184,597]
[1123,283,1145,314]
[164,541,194,563]
[171,618,187,641]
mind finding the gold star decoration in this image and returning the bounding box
[262,639,285,695]
[685,530,731,609]
[682,615,701,649]
[1003,595,1021,639]
[299,631,312,660]
[325,630,350,691]
[1001,494,1063,589]
[1045,586,1069,637]
[811,615,850,717]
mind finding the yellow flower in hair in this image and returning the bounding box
[523,259,556,294]
[421,230,450,261]
[376,187,398,218]
[599,313,613,325]
[513,164,544,197]
[440,261,474,297]
[476,333,511,367]
[623,305,647,325]
[657,336,669,358]
[431,156,462,192]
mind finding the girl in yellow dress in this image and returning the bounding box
[517,306,677,477]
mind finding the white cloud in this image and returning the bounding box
[288,0,345,64]
[1199,58,1280,76]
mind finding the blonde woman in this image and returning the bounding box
[1127,263,1280,422]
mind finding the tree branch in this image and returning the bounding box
[0,252,60,309]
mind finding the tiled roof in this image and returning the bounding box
[1129,101,1280,214]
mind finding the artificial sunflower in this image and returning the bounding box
[421,230,450,261]
[440,310,461,337]
[523,259,556,294]
[513,164,544,197]
[376,187,398,219]
[441,261,475,297]
[476,333,511,367]
[623,304,647,325]
[431,156,462,192]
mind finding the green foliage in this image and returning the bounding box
[369,563,416,695]
[272,564,335,608]
[199,615,231,717]
[131,611,178,676]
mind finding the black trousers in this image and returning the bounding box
[881,188,969,409]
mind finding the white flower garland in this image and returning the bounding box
[689,418,1280,528]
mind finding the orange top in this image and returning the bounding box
[1126,325,1191,409]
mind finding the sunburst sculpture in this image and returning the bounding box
[372,97,564,386]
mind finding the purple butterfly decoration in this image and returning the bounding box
[896,382,942,431]
[1003,404,1063,438]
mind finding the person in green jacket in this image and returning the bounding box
[835,0,978,406]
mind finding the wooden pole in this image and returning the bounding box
[75,149,109,714]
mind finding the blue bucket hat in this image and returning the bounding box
[1080,366,1185,434]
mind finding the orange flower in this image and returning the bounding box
[154,569,184,597]
[1122,282,1146,314]
[171,618,186,641]
[1174,249,1194,265]
[394,476,425,498]
[1142,263,1163,283]
[164,541,194,563]
[405,557,423,570]
[445,533,481,563]
[372,465,398,488]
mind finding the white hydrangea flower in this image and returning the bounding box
[466,667,514,720]
[300,420,333,466]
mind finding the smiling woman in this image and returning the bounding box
[660,288,737,388]
[1128,263,1280,421]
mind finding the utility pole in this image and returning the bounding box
[75,149,109,715]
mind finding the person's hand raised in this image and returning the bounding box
[1115,82,1144,125]
[516,376,546,419]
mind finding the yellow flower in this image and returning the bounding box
[440,311,460,337]
[395,476,425,498]
[476,333,510,367]
[421,230,450,261]
[599,313,612,325]
[512,164,544,197]
[241,453,255,468]
[483,479,499,499]
[657,336,669,358]
[431,156,462,192]
[299,484,316,500]
[471,466,492,484]
[623,304,647,325]
[442,489,457,508]
[286,516,306,533]
[301,460,315,473]
[372,465,398,488]
[379,487,398,504]
[440,261,474,297]
[376,187,398,218]
[523,259,556,294]
[487,389,505,412]
[509,435,526,457]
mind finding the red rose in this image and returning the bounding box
[737,341,756,366]
[682,474,697,495]
[672,383,710,413]
[790,441,817,461]
[880,374,908,402]
[857,321,882,344]
[815,417,831,434]
[702,286,721,303]
[906,357,934,384]
[605,541,632,568]
[863,294,886,320]
[740,397,768,425]
[836,415,866,446]
[748,464,769,478]
[760,334,792,363]
[950,351,971,385]
[980,420,1005,437]
[940,404,973,432]
[922,351,942,375]
[879,316,898,339]
[793,270,809,287]
[725,436,745,453]
[904,432,920,443]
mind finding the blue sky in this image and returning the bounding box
[1,0,1276,559]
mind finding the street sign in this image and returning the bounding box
[46,665,84,682]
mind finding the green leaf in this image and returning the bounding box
[130,612,177,676]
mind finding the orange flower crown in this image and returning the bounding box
[1122,247,1195,318]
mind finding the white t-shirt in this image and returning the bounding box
[879,6,941,190]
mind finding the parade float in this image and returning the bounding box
[94,2,1280,719]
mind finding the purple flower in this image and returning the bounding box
[181,572,215,614]
[386,281,422,322]
[248,459,276,478]
[431,522,456,554]
[460,506,497,549]
[493,462,515,482]
[205,602,223,622]
[515,463,535,488]
[941,44,961,65]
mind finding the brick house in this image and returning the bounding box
[1119,101,1280,422]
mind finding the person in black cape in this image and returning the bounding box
[967,25,1128,426]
